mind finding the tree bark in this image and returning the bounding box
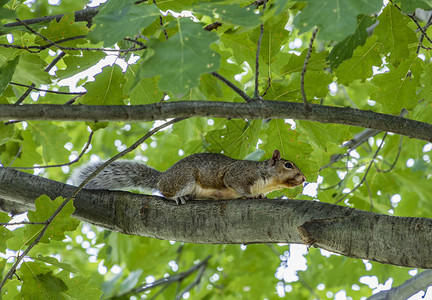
[1,102,431,142]
[1,167,432,269]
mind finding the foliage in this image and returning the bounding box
[0,0,432,299]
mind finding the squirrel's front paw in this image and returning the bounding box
[255,193,267,199]
[172,195,194,205]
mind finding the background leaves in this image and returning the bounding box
[0,0,431,299]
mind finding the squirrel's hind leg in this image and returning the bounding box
[158,173,197,205]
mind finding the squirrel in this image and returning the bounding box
[72,150,306,205]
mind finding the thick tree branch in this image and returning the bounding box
[1,167,432,269]
[1,102,431,142]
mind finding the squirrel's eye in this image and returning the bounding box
[285,162,293,169]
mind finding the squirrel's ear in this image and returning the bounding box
[270,150,281,166]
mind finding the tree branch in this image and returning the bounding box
[368,270,432,300]
[2,7,99,28]
[1,167,432,269]
[1,102,431,142]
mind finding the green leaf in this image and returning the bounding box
[294,0,382,42]
[33,255,79,274]
[57,51,105,79]
[25,195,79,244]
[205,119,261,159]
[56,271,103,299]
[79,65,126,105]
[36,13,89,47]
[0,7,16,20]
[249,12,291,67]
[0,122,14,146]
[370,57,423,114]
[193,1,260,27]
[139,18,220,96]
[29,122,70,163]
[297,121,352,151]
[328,15,375,69]
[0,56,19,95]
[335,35,382,86]
[125,64,164,104]
[374,5,418,66]
[399,0,432,13]
[88,0,160,46]
[0,212,12,253]
[20,262,67,299]
[12,53,50,85]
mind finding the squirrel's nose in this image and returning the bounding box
[300,175,306,183]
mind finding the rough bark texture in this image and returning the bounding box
[1,102,431,142]
[1,167,432,268]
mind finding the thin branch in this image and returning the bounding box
[367,270,432,300]
[175,261,208,300]
[253,1,266,100]
[417,13,432,53]
[365,179,373,212]
[261,77,271,97]
[2,7,99,28]
[0,221,46,226]
[0,118,187,292]
[153,0,169,40]
[44,51,66,72]
[301,27,319,108]
[376,135,403,173]
[211,72,253,102]
[114,255,211,298]
[16,18,62,48]
[334,132,388,204]
[9,82,85,95]
[204,22,222,31]
[11,131,94,170]
[14,83,35,105]
[390,0,432,45]
[254,23,264,100]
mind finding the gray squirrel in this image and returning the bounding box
[72,150,306,205]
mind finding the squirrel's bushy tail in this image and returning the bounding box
[71,160,161,191]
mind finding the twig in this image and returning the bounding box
[153,0,169,40]
[416,13,432,53]
[11,131,94,170]
[9,82,85,95]
[376,136,403,173]
[253,1,267,100]
[365,179,373,212]
[204,22,222,31]
[254,23,264,100]
[261,77,271,97]
[114,255,211,298]
[1,221,46,226]
[0,118,186,292]
[300,27,319,108]
[334,132,388,204]
[390,0,432,45]
[44,51,66,72]
[7,19,146,54]
[16,18,63,49]
[2,7,99,28]
[14,83,35,105]
[211,72,253,102]
[64,95,82,105]
[175,261,208,300]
